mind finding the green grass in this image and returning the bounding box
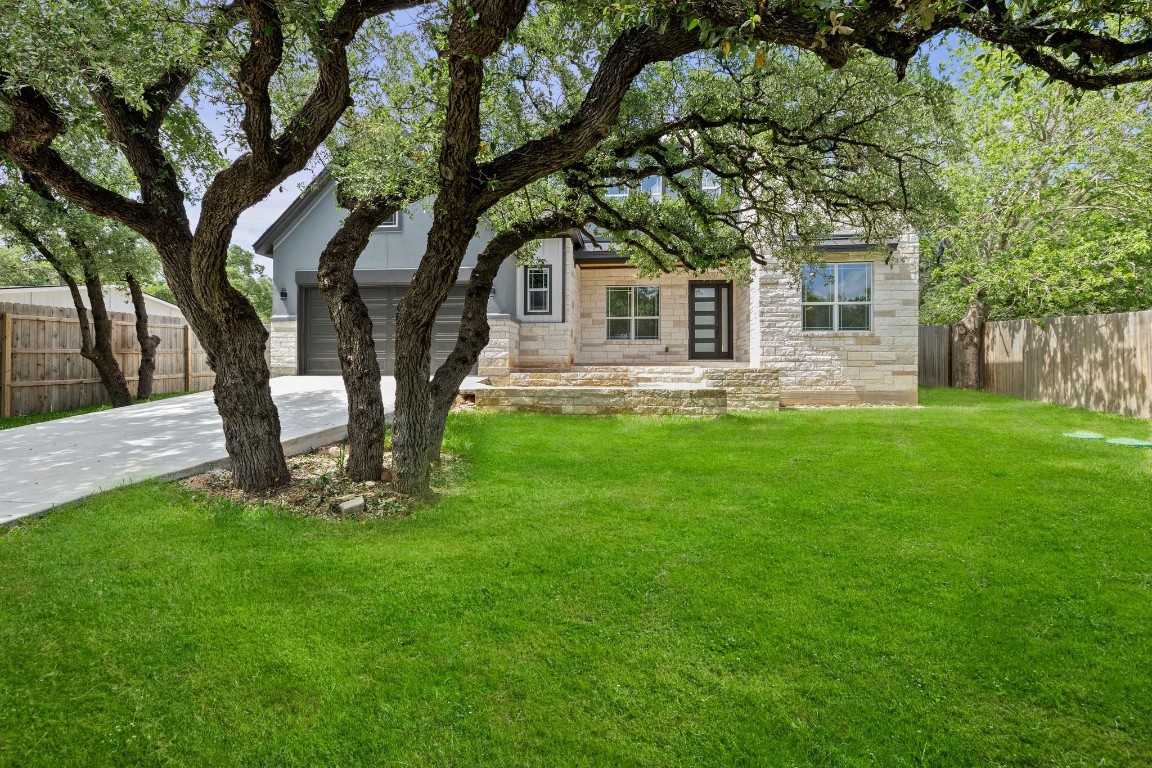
[0,392,187,430]
[2,389,1151,766]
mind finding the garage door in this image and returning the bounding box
[300,285,468,375]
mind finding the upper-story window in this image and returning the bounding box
[701,171,723,199]
[376,211,401,230]
[525,266,551,314]
[801,262,872,331]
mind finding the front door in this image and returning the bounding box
[689,281,733,360]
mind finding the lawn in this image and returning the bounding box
[1,389,1150,766]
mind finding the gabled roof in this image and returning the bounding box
[252,169,333,256]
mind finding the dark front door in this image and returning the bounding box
[689,281,733,360]
[299,285,469,375]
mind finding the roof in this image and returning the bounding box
[0,285,183,313]
[787,232,902,253]
[252,169,333,257]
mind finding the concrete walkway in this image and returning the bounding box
[0,376,395,525]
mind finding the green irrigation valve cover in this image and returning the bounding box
[1105,437,1152,448]
[1063,431,1105,439]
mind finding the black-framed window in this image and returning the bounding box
[524,266,551,314]
[606,286,660,340]
[801,262,872,331]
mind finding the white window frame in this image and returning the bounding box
[606,286,660,340]
[800,262,873,332]
[376,211,401,230]
[701,171,722,198]
[524,266,551,314]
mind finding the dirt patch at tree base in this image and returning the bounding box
[181,445,461,520]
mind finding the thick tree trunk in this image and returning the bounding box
[125,272,161,400]
[953,292,988,390]
[422,215,577,463]
[209,318,289,490]
[392,44,490,499]
[79,266,134,407]
[157,236,290,493]
[425,250,505,463]
[317,201,398,482]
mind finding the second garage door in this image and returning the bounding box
[300,285,468,375]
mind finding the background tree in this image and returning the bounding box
[922,44,1152,388]
[0,165,165,404]
[0,243,57,285]
[147,246,274,323]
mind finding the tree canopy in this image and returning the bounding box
[922,44,1152,325]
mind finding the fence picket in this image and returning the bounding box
[0,302,216,417]
[919,309,1152,419]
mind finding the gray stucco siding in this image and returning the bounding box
[269,185,506,316]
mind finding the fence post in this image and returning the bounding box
[183,324,193,392]
[946,324,954,389]
[1,313,12,418]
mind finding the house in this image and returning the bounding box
[254,174,919,407]
[0,285,184,318]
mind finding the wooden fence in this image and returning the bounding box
[918,309,1152,419]
[0,301,215,417]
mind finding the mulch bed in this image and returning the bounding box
[181,445,426,520]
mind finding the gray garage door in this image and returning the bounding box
[300,285,468,375]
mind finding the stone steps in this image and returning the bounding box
[485,365,782,414]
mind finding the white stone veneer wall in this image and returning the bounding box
[753,233,919,405]
[574,267,750,365]
[269,317,298,377]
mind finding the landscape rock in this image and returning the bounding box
[337,496,365,515]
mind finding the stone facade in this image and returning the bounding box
[750,234,919,406]
[474,385,727,417]
[699,368,780,411]
[478,315,520,383]
[574,268,750,365]
[269,317,298,377]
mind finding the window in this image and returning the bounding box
[701,171,722,198]
[640,176,663,200]
[524,266,551,314]
[376,211,401,230]
[606,286,660,340]
[801,262,872,331]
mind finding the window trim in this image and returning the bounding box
[375,210,402,231]
[701,171,722,198]
[523,265,552,315]
[800,261,873,332]
[606,285,660,341]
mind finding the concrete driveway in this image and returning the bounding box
[0,376,399,525]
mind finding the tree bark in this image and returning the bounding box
[391,8,504,498]
[425,248,505,463]
[125,271,161,400]
[953,291,988,390]
[77,262,135,407]
[317,200,398,481]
